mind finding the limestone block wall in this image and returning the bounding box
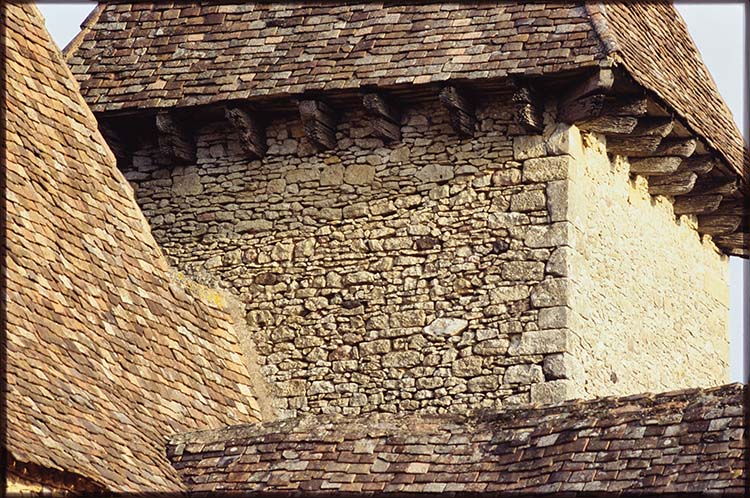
[123,98,575,418]
[560,131,730,397]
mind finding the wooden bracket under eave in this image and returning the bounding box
[299,99,337,151]
[439,86,476,138]
[511,81,544,133]
[224,104,267,160]
[156,110,196,165]
[363,92,401,143]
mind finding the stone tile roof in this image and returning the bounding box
[5,4,261,492]
[593,1,748,185]
[168,383,747,494]
[65,2,603,110]
[66,2,747,182]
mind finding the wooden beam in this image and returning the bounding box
[512,84,543,132]
[673,194,723,215]
[647,172,697,196]
[690,177,739,197]
[557,93,605,123]
[440,86,476,137]
[629,117,674,137]
[156,111,196,164]
[224,104,266,159]
[715,198,746,216]
[606,135,662,156]
[299,99,337,151]
[697,215,742,236]
[652,138,697,158]
[577,115,638,134]
[97,120,129,166]
[629,156,682,176]
[676,154,717,176]
[363,92,401,143]
[560,68,614,105]
[606,94,648,117]
[713,232,749,257]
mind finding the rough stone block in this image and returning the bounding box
[501,261,545,282]
[320,164,344,185]
[522,156,572,183]
[530,278,569,308]
[538,306,570,329]
[467,375,499,392]
[503,364,544,384]
[546,180,568,222]
[513,135,546,160]
[416,164,454,183]
[508,329,568,355]
[452,356,483,377]
[510,190,546,212]
[524,222,570,248]
[236,219,273,233]
[424,318,468,337]
[382,351,422,368]
[172,172,203,196]
[344,164,375,185]
[542,353,569,380]
[544,123,583,159]
[530,380,571,404]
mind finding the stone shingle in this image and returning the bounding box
[167,383,746,494]
[5,4,261,492]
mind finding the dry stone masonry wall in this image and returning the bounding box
[123,97,576,418]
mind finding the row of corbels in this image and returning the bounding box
[556,67,747,257]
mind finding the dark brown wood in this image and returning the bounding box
[676,154,717,176]
[156,111,196,164]
[713,232,749,256]
[557,93,605,123]
[672,194,723,215]
[697,215,742,236]
[299,99,337,150]
[690,177,739,197]
[512,84,544,132]
[578,115,638,134]
[224,104,266,159]
[560,68,614,105]
[606,135,662,156]
[715,198,747,216]
[629,117,674,137]
[652,138,697,158]
[606,94,648,117]
[629,156,682,176]
[97,120,129,166]
[647,172,697,196]
[363,93,401,143]
[440,86,476,137]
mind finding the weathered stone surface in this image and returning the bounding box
[344,163,375,185]
[237,219,273,233]
[452,357,483,377]
[172,172,203,196]
[522,156,571,182]
[503,364,544,384]
[510,190,546,212]
[509,329,568,355]
[320,164,344,185]
[382,351,422,368]
[513,135,546,160]
[530,380,570,403]
[415,164,454,183]
[530,278,568,308]
[424,318,468,337]
[543,353,569,380]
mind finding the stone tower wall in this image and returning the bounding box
[124,97,575,418]
[123,96,730,419]
[565,132,730,397]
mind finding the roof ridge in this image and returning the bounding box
[62,3,103,60]
[584,1,621,58]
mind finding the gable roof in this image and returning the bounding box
[65,1,747,183]
[4,4,261,492]
[169,383,747,494]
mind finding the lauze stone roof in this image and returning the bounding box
[169,383,747,494]
[66,1,747,183]
[5,3,260,492]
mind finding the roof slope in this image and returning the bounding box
[65,1,747,183]
[594,1,747,184]
[169,383,746,494]
[65,2,602,110]
[4,4,261,492]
